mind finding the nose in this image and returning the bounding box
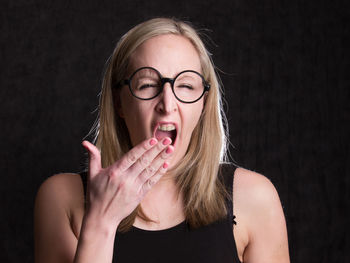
[155,82,177,114]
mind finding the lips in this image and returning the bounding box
[153,122,178,146]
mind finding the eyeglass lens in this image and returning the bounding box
[129,68,205,102]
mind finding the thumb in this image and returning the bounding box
[82,140,102,178]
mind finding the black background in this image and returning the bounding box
[1,0,349,262]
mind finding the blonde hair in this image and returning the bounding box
[92,17,231,232]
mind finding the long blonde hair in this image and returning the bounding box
[92,18,231,232]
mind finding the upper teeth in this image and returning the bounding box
[158,124,176,131]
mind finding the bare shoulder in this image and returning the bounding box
[35,173,85,218]
[36,173,84,205]
[35,172,85,235]
[233,167,290,262]
[233,167,285,227]
[34,173,85,263]
[233,167,281,206]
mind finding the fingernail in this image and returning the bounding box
[162,137,171,145]
[163,162,169,169]
[166,146,173,154]
[149,138,157,146]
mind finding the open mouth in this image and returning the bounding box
[154,123,177,146]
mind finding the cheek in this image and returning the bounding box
[120,88,140,121]
[121,100,152,145]
[183,103,203,135]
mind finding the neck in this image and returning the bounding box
[137,177,184,225]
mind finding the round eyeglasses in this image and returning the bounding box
[120,67,210,103]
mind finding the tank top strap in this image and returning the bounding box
[218,163,238,226]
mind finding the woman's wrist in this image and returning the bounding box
[74,214,118,263]
[80,212,119,242]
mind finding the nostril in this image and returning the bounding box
[158,88,177,113]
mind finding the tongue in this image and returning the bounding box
[155,129,176,143]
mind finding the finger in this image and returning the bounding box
[130,137,172,176]
[82,140,102,177]
[115,137,158,172]
[141,161,170,194]
[137,145,174,185]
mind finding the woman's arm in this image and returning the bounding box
[34,137,174,263]
[34,173,123,263]
[233,168,290,263]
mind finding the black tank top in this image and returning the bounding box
[79,163,241,263]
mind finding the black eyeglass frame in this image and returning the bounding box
[120,67,210,104]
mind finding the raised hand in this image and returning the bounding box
[81,137,174,229]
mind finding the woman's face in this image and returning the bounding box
[118,34,205,168]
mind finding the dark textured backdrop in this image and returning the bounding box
[1,0,349,262]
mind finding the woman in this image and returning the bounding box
[34,18,290,262]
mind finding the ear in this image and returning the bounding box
[200,94,207,116]
[203,92,209,108]
[203,92,208,104]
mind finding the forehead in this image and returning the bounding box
[128,34,202,77]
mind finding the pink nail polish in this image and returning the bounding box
[149,138,157,146]
[166,146,173,154]
[163,162,169,169]
[162,138,171,145]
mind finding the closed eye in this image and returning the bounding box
[137,83,160,90]
[177,84,194,90]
